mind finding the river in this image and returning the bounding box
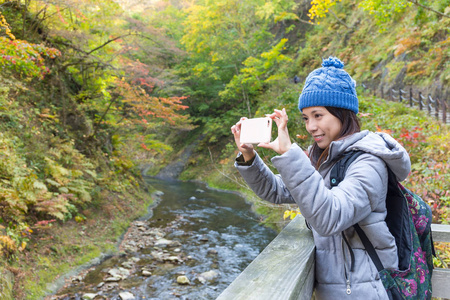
[49,177,277,300]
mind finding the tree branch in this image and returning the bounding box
[54,40,90,55]
[93,94,120,136]
[329,8,352,29]
[87,33,165,56]
[297,18,318,25]
[86,35,130,55]
[296,9,318,26]
[207,148,251,191]
[406,0,450,19]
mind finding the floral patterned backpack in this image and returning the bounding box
[330,150,435,300]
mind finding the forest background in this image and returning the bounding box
[0,0,449,298]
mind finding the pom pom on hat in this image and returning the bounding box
[298,56,358,114]
[321,56,344,68]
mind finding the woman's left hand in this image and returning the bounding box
[258,108,292,155]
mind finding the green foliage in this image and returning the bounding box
[359,0,412,30]
[178,0,276,117]
[0,83,99,259]
[255,0,300,23]
[220,39,292,102]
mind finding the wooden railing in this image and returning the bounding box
[360,84,449,124]
[431,223,450,299]
[217,215,450,299]
[216,215,315,300]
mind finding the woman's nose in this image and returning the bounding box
[306,120,317,133]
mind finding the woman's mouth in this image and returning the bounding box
[313,135,324,142]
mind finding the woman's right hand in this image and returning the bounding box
[231,117,255,162]
[258,108,291,155]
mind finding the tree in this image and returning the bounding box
[180,0,274,116]
[219,38,292,116]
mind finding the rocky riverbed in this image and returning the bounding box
[46,179,277,300]
[49,213,219,299]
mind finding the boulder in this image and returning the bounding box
[108,267,130,279]
[164,256,183,263]
[176,275,190,285]
[119,292,135,300]
[105,276,121,282]
[134,221,146,227]
[154,191,164,197]
[82,293,98,300]
[154,238,172,247]
[198,270,219,284]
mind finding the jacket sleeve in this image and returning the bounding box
[272,144,388,236]
[235,152,296,204]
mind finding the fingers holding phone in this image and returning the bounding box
[230,117,247,144]
[231,109,291,158]
[259,108,291,155]
[231,117,255,161]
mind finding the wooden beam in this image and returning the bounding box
[431,224,450,298]
[431,224,450,243]
[432,268,450,299]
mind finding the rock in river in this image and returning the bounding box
[119,291,135,300]
[177,275,190,285]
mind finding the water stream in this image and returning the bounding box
[50,177,277,300]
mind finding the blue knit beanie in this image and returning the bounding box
[298,56,358,114]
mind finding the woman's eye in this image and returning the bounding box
[302,117,308,121]
[315,114,322,118]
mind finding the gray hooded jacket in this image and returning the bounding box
[235,130,411,299]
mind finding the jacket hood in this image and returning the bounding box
[328,130,411,181]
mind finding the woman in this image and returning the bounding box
[230,57,411,299]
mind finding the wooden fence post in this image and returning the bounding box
[442,99,447,123]
[371,84,447,124]
[419,92,423,110]
[435,97,440,119]
[409,88,413,107]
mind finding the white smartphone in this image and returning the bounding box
[240,117,273,144]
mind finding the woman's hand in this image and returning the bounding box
[231,117,255,162]
[259,108,292,155]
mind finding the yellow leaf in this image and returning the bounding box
[75,215,85,223]
[19,241,27,251]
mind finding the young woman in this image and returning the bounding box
[230,57,411,299]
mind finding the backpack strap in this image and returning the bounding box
[330,151,365,188]
[330,150,386,271]
[354,224,384,271]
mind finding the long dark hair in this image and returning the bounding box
[309,107,361,169]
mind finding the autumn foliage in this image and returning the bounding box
[0,11,60,79]
[0,0,192,260]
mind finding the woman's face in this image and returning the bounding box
[302,106,342,149]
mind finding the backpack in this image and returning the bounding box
[330,150,435,300]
